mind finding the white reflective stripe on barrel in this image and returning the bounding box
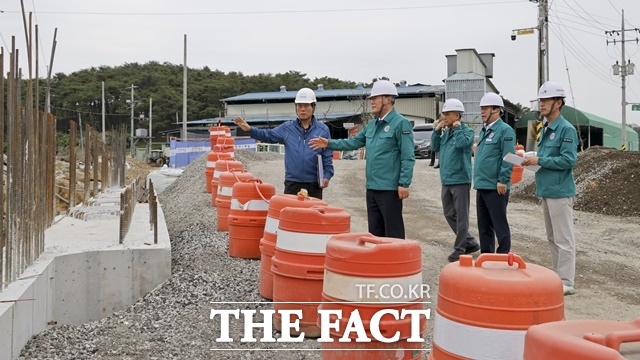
[213,170,223,178]
[322,270,423,303]
[228,152,235,159]
[210,130,225,136]
[230,198,269,211]
[206,161,217,168]
[433,312,525,360]
[275,229,334,254]
[218,186,233,196]
[264,216,279,235]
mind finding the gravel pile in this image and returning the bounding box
[20,151,321,359]
[511,146,640,217]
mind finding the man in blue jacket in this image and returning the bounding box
[432,99,480,262]
[473,92,516,254]
[234,88,334,199]
[522,81,578,296]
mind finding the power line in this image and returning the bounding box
[549,15,607,37]
[550,16,613,70]
[552,3,623,24]
[0,1,524,16]
[549,25,618,86]
[564,0,611,31]
[552,8,619,28]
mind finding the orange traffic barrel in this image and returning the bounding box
[318,233,426,359]
[228,179,275,259]
[209,125,230,149]
[214,143,235,160]
[511,166,524,184]
[211,159,243,206]
[271,206,350,337]
[511,144,525,184]
[259,194,327,300]
[205,151,232,193]
[215,170,253,230]
[430,253,565,360]
[524,318,640,360]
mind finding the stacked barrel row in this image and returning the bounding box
[205,125,235,194]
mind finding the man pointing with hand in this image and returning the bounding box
[309,80,415,239]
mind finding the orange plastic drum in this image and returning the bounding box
[524,318,640,360]
[209,125,230,149]
[430,253,565,360]
[259,194,327,300]
[319,233,426,359]
[227,179,275,259]
[214,170,253,230]
[271,206,350,337]
[211,160,243,205]
[205,151,232,193]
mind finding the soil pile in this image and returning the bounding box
[511,146,640,217]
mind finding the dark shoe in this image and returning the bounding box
[428,163,434,167]
[434,165,440,169]
[465,242,480,254]
[448,250,462,262]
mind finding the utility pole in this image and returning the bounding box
[538,0,549,89]
[101,81,106,142]
[125,84,138,156]
[511,0,549,151]
[182,34,188,141]
[606,9,639,151]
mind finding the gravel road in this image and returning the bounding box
[19,150,640,359]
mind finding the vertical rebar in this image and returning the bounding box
[84,124,91,201]
[69,121,77,209]
[93,132,99,196]
[0,46,5,288]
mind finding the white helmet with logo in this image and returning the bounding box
[368,80,398,98]
[295,88,317,104]
[479,92,504,107]
[537,81,566,99]
[442,98,465,113]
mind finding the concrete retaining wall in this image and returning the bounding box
[0,203,171,360]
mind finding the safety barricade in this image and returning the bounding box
[259,194,327,300]
[319,233,426,359]
[211,160,243,206]
[524,318,640,360]
[209,125,231,149]
[430,253,565,360]
[227,179,275,258]
[215,170,253,230]
[205,151,232,193]
[271,206,350,337]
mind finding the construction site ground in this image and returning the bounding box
[19,146,640,359]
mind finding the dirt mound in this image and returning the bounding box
[511,146,640,217]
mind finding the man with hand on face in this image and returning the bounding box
[234,87,334,199]
[432,98,480,262]
[309,80,415,239]
[473,92,516,254]
[521,81,578,296]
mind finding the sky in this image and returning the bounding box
[1,0,640,125]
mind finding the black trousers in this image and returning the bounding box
[366,189,405,239]
[284,180,323,199]
[476,189,511,253]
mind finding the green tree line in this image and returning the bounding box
[44,62,357,140]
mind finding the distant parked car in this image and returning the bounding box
[413,124,434,159]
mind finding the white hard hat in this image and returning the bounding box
[368,80,398,98]
[479,92,504,107]
[537,81,566,99]
[295,88,317,104]
[442,98,465,113]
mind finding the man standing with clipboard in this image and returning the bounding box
[234,88,334,199]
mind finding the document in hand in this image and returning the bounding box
[503,152,541,172]
[317,153,324,184]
